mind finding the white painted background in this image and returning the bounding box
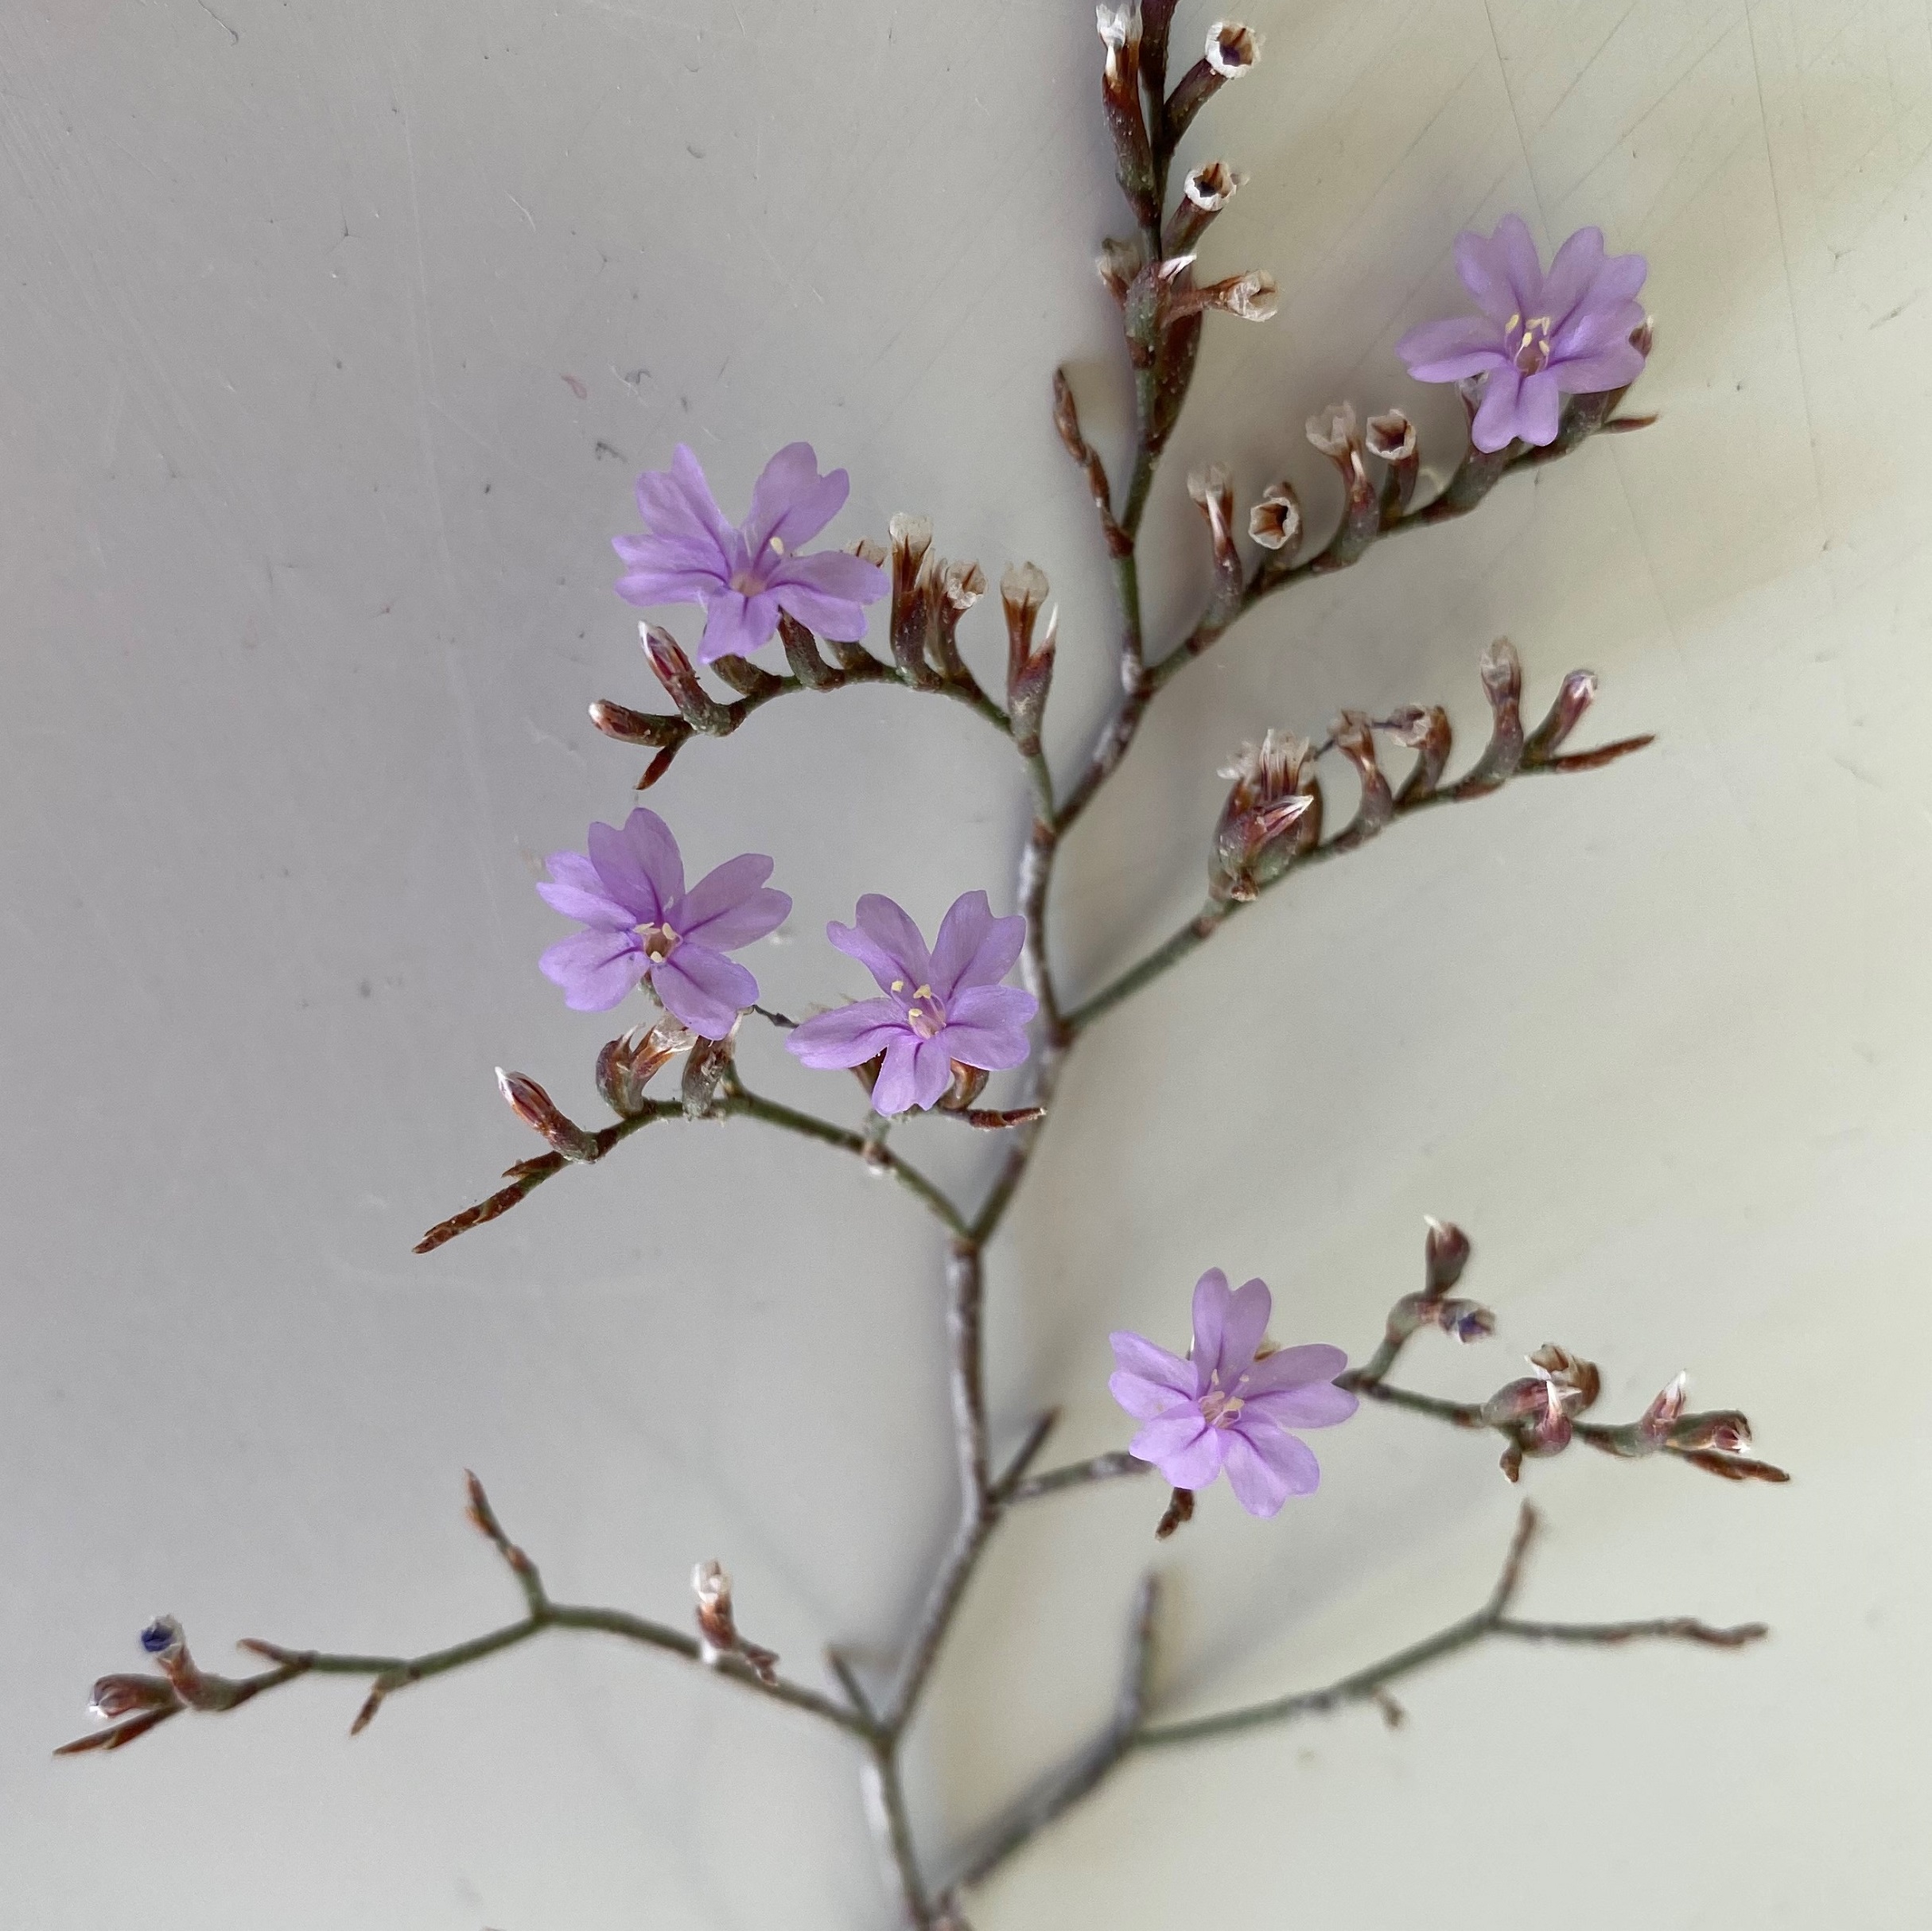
[3,0,1928,1924]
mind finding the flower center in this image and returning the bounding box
[1506,312,1554,375]
[636,921,680,963]
[1199,1370,1247,1429]
[902,983,947,1039]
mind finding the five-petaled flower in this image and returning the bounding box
[613,442,888,663]
[1397,216,1647,453]
[1110,1269,1357,1517]
[787,892,1038,1115]
[538,808,790,1039]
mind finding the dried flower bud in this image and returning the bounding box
[88,1673,180,1721]
[139,1616,184,1661]
[1637,1372,1689,1452]
[1096,5,1157,227]
[1366,408,1420,521]
[1454,638,1526,795]
[1530,1342,1602,1413]
[642,624,733,734]
[496,1069,599,1162]
[587,698,684,747]
[886,513,942,689]
[1671,1408,1755,1455]
[930,559,985,686]
[681,1024,737,1120]
[691,1558,780,1684]
[937,1061,990,1112]
[1424,1215,1472,1295]
[1330,709,1394,846]
[1248,480,1302,557]
[846,534,888,569]
[776,609,842,690]
[1305,400,1359,458]
[1167,270,1277,324]
[1522,668,1599,765]
[1155,1485,1195,1540]
[1206,20,1260,75]
[596,1021,693,1117]
[1440,1300,1497,1342]
[1390,704,1452,806]
[1001,562,1057,757]
[1164,158,1249,254]
[1188,463,1242,616]
[1213,729,1320,899]
[1097,234,1145,304]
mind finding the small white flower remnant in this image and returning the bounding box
[1206,21,1261,77]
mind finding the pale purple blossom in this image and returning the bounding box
[786,892,1038,1115]
[613,443,888,663]
[1396,216,1647,453]
[1110,1270,1357,1517]
[537,808,790,1039]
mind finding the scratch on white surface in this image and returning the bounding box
[1743,2,1830,529]
[507,189,537,230]
[390,51,510,952]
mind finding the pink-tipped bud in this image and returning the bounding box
[1452,638,1526,795]
[587,698,683,747]
[680,1023,738,1120]
[1638,1372,1689,1451]
[1424,1215,1472,1295]
[691,1557,779,1684]
[1001,562,1057,756]
[1522,668,1600,765]
[1530,1342,1602,1413]
[496,1069,599,1162]
[1188,463,1243,614]
[88,1673,180,1721]
[1331,709,1394,845]
[643,624,733,734]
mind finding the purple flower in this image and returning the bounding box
[786,892,1038,1115]
[613,443,888,664]
[537,808,790,1039]
[1396,216,1647,453]
[1109,1270,1358,1517]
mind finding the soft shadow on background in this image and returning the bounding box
[3,1,1928,1925]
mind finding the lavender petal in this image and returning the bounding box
[539,929,647,1012]
[652,944,756,1039]
[671,854,788,949]
[929,892,1027,997]
[787,999,908,1069]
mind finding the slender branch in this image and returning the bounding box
[721,1082,970,1236]
[1063,740,1650,1038]
[947,1575,1160,1894]
[862,1739,936,1929]
[1137,1503,1766,1748]
[599,645,1012,791]
[1007,1451,1151,1503]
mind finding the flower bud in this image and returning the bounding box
[1002,562,1058,758]
[776,608,842,690]
[1212,730,1320,899]
[496,1069,599,1162]
[1671,1408,1754,1455]
[888,513,942,689]
[642,624,733,734]
[1453,638,1526,795]
[937,1061,989,1112]
[1522,668,1599,765]
[1164,21,1261,144]
[1330,709,1394,846]
[1097,234,1145,305]
[1366,408,1420,521]
[1247,480,1302,558]
[587,698,685,746]
[88,1673,180,1721]
[1637,1372,1689,1452]
[1096,5,1157,227]
[1165,160,1247,253]
[932,559,985,686]
[1424,1215,1472,1294]
[681,1024,737,1120]
[1529,1342,1601,1413]
[596,1021,693,1117]
[1187,464,1243,619]
[1390,704,1453,806]
[1306,402,1380,565]
[691,1557,779,1684]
